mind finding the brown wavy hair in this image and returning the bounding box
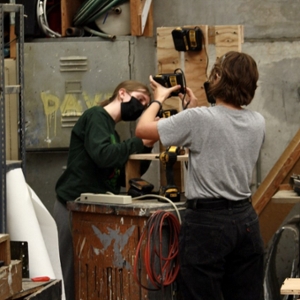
[208,51,259,106]
[100,80,151,107]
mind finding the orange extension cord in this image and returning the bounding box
[133,210,181,291]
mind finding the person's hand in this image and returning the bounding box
[179,87,198,108]
[149,75,181,103]
[142,138,158,148]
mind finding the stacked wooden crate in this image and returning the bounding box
[0,234,22,299]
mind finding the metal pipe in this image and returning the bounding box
[83,26,116,41]
[112,6,122,14]
[65,27,84,37]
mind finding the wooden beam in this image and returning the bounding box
[140,0,152,35]
[253,129,300,215]
[61,0,83,37]
[130,0,153,36]
[9,25,16,58]
[281,278,300,295]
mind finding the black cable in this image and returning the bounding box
[173,68,188,110]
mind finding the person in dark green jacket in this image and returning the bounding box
[53,80,158,300]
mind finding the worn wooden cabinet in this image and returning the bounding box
[68,200,185,300]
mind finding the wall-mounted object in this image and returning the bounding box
[171,27,203,52]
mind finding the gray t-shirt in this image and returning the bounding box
[157,105,265,200]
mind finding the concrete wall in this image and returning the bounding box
[152,0,300,183]
[25,0,300,215]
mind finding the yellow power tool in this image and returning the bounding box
[159,146,185,202]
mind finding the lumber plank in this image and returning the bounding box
[130,0,153,36]
[129,153,188,161]
[272,189,300,204]
[156,27,181,73]
[61,0,82,37]
[24,279,62,300]
[214,25,244,59]
[140,0,153,37]
[130,0,141,36]
[253,129,300,215]
[9,25,16,58]
[208,25,244,45]
[281,278,300,295]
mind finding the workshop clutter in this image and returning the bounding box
[290,174,300,196]
[36,0,129,39]
[0,234,22,299]
[28,0,153,39]
[133,210,181,290]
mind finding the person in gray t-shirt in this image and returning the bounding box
[136,51,265,300]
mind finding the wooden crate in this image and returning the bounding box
[67,200,184,300]
[0,260,22,299]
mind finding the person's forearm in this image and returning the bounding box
[135,102,161,140]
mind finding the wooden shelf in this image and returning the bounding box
[125,153,188,191]
[128,153,188,161]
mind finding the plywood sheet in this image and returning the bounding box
[213,25,244,59]
[156,25,243,193]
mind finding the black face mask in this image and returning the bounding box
[121,96,145,121]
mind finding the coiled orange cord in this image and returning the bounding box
[133,210,181,291]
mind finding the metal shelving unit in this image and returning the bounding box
[0,4,25,233]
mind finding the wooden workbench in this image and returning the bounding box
[67,198,186,300]
[12,279,62,299]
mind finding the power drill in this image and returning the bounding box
[159,146,185,202]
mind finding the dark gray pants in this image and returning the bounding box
[179,201,264,300]
[53,200,75,300]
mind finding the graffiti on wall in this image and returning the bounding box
[40,91,112,145]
